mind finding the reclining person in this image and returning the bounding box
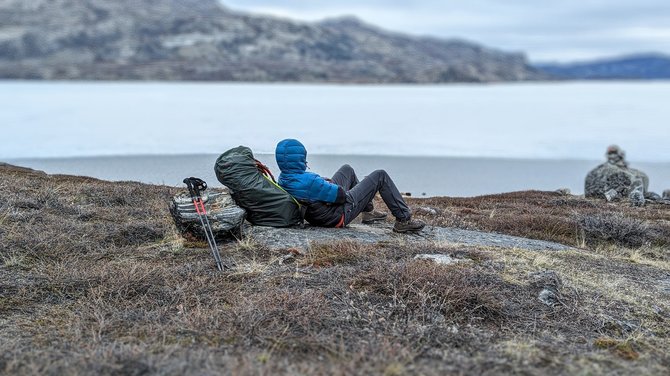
[275,139,425,233]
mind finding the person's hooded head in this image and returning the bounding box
[276,139,307,173]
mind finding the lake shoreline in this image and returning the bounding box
[5,155,670,198]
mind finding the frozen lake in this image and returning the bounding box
[1,81,669,161]
[1,81,669,196]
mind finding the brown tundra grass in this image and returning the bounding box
[1,164,669,375]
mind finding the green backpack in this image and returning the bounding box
[214,146,302,227]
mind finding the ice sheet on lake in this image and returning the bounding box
[2,81,669,162]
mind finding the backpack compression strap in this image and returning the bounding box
[255,160,276,183]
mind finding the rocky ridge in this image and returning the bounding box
[535,53,670,80]
[0,0,543,82]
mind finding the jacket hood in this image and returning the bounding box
[276,139,307,173]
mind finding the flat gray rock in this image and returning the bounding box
[414,254,469,265]
[246,223,574,252]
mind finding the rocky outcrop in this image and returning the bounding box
[585,145,654,206]
[247,222,575,253]
[0,0,543,82]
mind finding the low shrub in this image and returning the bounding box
[578,213,652,248]
[352,261,505,324]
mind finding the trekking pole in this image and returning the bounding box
[183,177,225,271]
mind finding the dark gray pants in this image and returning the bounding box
[331,165,411,225]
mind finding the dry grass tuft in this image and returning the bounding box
[594,337,641,360]
[299,240,373,267]
[353,261,506,324]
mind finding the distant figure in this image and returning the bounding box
[584,145,651,206]
[275,139,425,233]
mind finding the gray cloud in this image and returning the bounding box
[223,0,670,62]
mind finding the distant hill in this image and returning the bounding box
[0,0,543,83]
[535,54,670,79]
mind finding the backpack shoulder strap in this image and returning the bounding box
[255,159,306,228]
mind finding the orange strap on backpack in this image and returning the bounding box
[255,160,276,182]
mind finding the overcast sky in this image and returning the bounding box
[223,0,670,62]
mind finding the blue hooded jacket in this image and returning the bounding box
[276,139,340,203]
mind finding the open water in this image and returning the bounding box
[7,154,669,197]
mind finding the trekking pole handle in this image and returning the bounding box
[183,177,207,196]
[183,178,195,198]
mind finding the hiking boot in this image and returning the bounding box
[361,210,388,224]
[393,218,426,233]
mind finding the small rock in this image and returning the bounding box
[629,189,645,207]
[604,189,619,202]
[644,192,662,201]
[538,288,560,307]
[663,190,670,200]
[555,188,571,195]
[414,254,467,265]
[529,270,563,307]
[415,206,439,216]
